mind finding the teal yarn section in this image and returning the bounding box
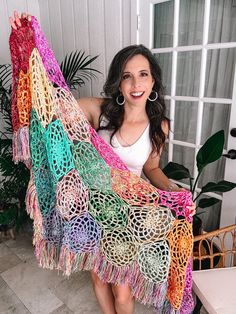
[30,109,47,172]
[72,141,111,190]
[45,119,75,182]
[34,159,56,216]
[89,189,129,231]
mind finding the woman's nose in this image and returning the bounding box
[132,76,141,87]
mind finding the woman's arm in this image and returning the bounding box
[143,153,180,191]
[143,119,180,191]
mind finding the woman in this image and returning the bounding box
[10,12,195,314]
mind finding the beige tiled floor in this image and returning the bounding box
[0,233,155,314]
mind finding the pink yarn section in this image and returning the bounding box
[31,17,69,90]
[90,126,128,171]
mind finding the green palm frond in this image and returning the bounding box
[60,50,101,90]
[0,64,12,90]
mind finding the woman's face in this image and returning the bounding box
[119,54,154,108]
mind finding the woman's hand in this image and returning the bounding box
[167,182,196,216]
[187,202,196,217]
[9,11,31,30]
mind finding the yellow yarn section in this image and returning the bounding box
[30,48,55,128]
[128,206,175,244]
[29,48,91,143]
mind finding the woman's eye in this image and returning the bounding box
[140,72,148,77]
[122,74,130,80]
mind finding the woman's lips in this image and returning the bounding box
[130,91,144,98]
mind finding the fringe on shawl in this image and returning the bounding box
[34,240,168,308]
[12,127,31,164]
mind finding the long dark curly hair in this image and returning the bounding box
[99,44,169,155]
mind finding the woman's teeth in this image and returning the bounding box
[131,92,144,97]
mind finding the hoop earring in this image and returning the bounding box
[148,90,158,102]
[116,94,125,106]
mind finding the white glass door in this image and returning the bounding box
[138,0,236,230]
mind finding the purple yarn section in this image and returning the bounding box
[63,213,102,253]
[31,17,69,90]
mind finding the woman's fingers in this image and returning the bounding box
[187,203,196,216]
[9,16,17,30]
[14,11,22,27]
[9,11,31,30]
[21,12,32,21]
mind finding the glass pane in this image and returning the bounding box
[201,103,231,148]
[174,101,198,143]
[176,51,201,96]
[153,1,174,48]
[198,196,221,232]
[198,157,226,189]
[165,99,171,119]
[172,145,195,185]
[179,0,204,46]
[205,48,236,98]
[160,145,169,169]
[208,0,236,44]
[155,53,172,95]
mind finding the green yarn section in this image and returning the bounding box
[89,189,129,231]
[72,142,111,190]
[45,119,75,182]
[30,109,47,171]
[34,160,56,216]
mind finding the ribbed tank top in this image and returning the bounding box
[97,118,152,177]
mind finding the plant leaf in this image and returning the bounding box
[196,130,224,172]
[162,162,191,180]
[60,50,101,90]
[198,197,220,208]
[201,181,236,193]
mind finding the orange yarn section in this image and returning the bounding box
[167,219,193,309]
[111,169,159,207]
[16,70,31,127]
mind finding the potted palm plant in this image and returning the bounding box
[162,130,236,236]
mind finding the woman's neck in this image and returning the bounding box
[123,105,148,123]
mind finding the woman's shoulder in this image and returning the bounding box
[161,118,170,136]
[77,97,104,128]
[78,97,103,106]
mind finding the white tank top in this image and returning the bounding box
[97,118,152,177]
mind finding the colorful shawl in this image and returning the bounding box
[9,17,194,313]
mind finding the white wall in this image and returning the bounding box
[38,0,137,96]
[1,0,137,97]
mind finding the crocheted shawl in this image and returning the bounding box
[9,17,194,313]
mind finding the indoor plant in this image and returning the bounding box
[162,130,236,235]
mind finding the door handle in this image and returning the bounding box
[230,128,236,137]
[223,149,236,159]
